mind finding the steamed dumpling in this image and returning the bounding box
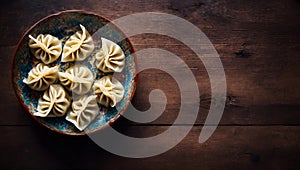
[59,65,93,95]
[66,95,99,131]
[35,84,70,117]
[93,75,124,107]
[23,63,58,91]
[95,38,125,73]
[61,24,94,62]
[29,34,62,64]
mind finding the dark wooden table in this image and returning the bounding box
[1,0,300,169]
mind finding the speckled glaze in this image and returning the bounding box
[11,10,137,135]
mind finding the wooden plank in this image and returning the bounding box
[1,0,300,46]
[0,126,299,169]
[131,46,300,106]
[0,46,32,125]
[125,103,300,125]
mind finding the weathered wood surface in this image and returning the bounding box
[1,0,300,169]
[1,126,300,169]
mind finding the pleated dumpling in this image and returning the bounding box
[61,24,94,62]
[23,63,58,91]
[93,75,124,107]
[59,65,93,95]
[95,38,125,73]
[29,34,62,64]
[66,95,99,131]
[35,84,70,117]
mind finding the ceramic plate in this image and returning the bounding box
[11,10,137,135]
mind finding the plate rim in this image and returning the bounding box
[11,10,138,136]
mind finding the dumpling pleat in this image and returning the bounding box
[59,65,93,95]
[29,34,62,64]
[95,38,125,73]
[61,24,94,62]
[66,95,99,131]
[93,75,124,107]
[23,63,58,91]
[35,84,70,117]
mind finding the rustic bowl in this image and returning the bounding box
[11,10,137,135]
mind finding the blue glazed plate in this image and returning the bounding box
[11,10,137,135]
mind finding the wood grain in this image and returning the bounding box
[0,126,300,169]
[1,0,300,169]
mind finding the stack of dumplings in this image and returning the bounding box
[23,24,126,131]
